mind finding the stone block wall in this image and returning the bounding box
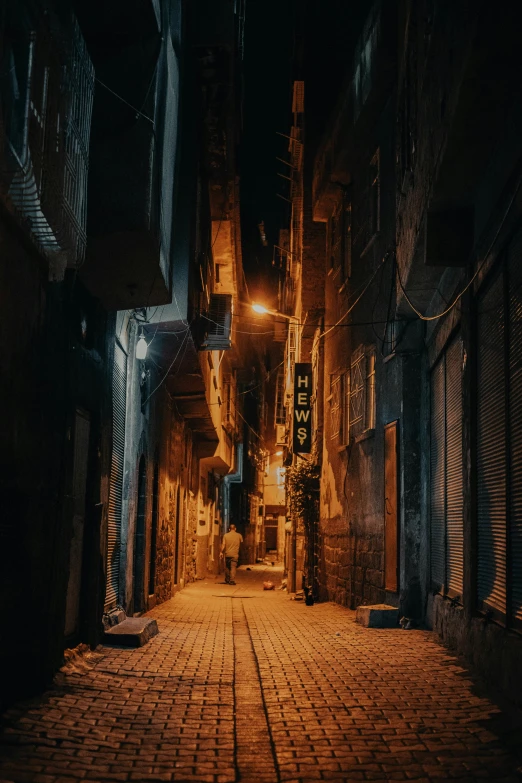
[318,525,385,608]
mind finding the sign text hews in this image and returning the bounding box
[293,363,312,453]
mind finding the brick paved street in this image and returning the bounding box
[1,566,522,783]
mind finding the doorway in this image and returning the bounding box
[133,456,147,614]
[384,420,399,593]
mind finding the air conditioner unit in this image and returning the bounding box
[201,293,232,351]
[276,424,286,445]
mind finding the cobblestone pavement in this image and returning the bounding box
[1,566,522,783]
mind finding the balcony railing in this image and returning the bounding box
[0,4,94,271]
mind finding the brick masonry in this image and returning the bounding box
[1,567,521,783]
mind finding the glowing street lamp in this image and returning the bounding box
[251,303,298,322]
[136,329,148,360]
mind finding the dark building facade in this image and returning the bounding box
[0,0,261,707]
[275,0,522,706]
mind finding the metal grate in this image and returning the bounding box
[201,293,232,350]
[0,5,94,269]
[430,356,445,591]
[105,343,127,612]
[508,237,522,627]
[477,271,506,618]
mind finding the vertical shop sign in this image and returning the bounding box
[293,363,312,453]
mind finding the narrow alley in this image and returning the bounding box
[1,567,521,783]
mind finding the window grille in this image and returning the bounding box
[350,347,366,436]
[0,7,94,267]
[329,374,342,440]
[201,293,232,351]
[366,350,376,430]
[342,370,351,444]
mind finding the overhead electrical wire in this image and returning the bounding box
[397,168,522,321]
[318,252,393,341]
[142,322,192,406]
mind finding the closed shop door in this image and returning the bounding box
[105,342,127,612]
[445,337,464,595]
[477,272,506,618]
[430,334,464,597]
[430,358,445,591]
[508,238,522,627]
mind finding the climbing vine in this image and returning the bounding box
[285,459,320,531]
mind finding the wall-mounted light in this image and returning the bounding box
[136,329,148,360]
[252,302,298,322]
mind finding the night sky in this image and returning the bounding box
[240,0,371,304]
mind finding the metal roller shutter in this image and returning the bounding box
[508,239,522,627]
[477,272,506,618]
[430,357,445,590]
[445,336,464,597]
[105,342,127,612]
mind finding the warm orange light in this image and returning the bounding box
[252,303,269,314]
[275,451,283,456]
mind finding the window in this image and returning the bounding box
[342,370,351,443]
[350,347,365,436]
[328,200,352,284]
[350,345,376,438]
[328,371,351,445]
[354,149,380,256]
[329,374,342,440]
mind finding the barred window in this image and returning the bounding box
[350,345,376,437]
[328,371,351,445]
[329,374,342,440]
[342,369,351,443]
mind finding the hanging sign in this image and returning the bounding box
[293,363,312,453]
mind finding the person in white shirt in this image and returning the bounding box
[220,524,243,585]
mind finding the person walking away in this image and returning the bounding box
[221,524,243,585]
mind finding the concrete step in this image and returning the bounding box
[103,617,159,647]
[356,604,399,628]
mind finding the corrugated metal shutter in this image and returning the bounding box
[430,357,445,590]
[477,271,506,617]
[445,335,463,597]
[508,238,522,627]
[105,342,127,612]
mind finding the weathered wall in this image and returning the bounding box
[429,594,522,707]
[317,94,396,610]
